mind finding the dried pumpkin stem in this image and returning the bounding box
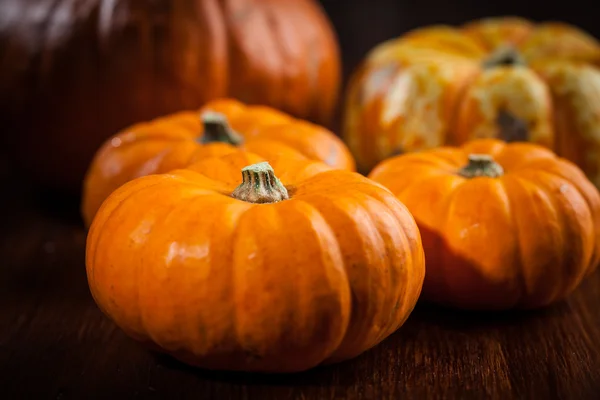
[199,111,244,145]
[231,162,289,203]
[482,45,526,68]
[459,154,504,178]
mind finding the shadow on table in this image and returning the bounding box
[150,295,575,387]
[27,184,83,225]
[1,170,84,228]
[154,352,351,387]
[408,299,570,331]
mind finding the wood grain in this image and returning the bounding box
[1,174,599,400]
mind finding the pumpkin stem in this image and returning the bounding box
[482,45,526,68]
[231,162,289,203]
[496,109,529,142]
[458,154,504,178]
[199,111,244,145]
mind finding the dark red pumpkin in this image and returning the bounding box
[0,0,341,192]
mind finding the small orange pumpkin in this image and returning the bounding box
[82,98,355,226]
[86,150,425,372]
[369,138,600,310]
[344,17,600,185]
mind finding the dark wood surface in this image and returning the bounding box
[1,171,600,399]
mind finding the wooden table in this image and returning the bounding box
[1,174,599,400]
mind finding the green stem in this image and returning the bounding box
[199,112,244,145]
[458,154,504,178]
[231,162,289,203]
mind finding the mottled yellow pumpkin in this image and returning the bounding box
[344,17,600,186]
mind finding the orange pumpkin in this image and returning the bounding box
[369,138,600,310]
[81,98,355,226]
[343,17,600,185]
[0,0,341,193]
[85,149,425,372]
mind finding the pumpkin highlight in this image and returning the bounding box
[86,150,425,372]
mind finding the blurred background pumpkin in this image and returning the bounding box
[0,0,341,194]
[343,16,600,185]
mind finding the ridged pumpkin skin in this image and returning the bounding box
[369,139,600,310]
[344,17,600,185]
[0,0,341,192]
[86,150,425,372]
[82,98,356,226]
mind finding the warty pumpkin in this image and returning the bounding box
[369,138,600,310]
[85,149,425,372]
[343,16,600,186]
[81,98,355,226]
[0,0,341,193]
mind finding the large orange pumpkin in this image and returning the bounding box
[81,98,355,226]
[343,17,600,185]
[86,149,425,372]
[0,0,341,193]
[369,138,600,310]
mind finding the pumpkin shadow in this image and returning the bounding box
[148,299,567,388]
[27,184,84,225]
[405,298,568,333]
[152,352,358,387]
[1,167,84,226]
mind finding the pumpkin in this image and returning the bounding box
[343,16,600,186]
[368,138,600,310]
[81,98,355,226]
[0,0,341,193]
[85,149,425,372]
